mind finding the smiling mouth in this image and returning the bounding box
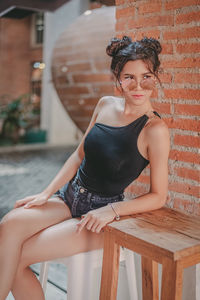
[132,94,144,96]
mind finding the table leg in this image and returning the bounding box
[99,230,120,300]
[161,258,183,300]
[141,256,159,300]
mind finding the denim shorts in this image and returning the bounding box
[54,172,124,218]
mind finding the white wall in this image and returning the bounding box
[41,0,89,145]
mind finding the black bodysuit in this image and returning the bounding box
[78,111,160,196]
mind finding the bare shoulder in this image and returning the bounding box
[146,116,169,140]
[145,117,170,154]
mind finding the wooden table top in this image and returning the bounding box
[106,207,200,261]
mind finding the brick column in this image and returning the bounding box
[115,0,200,216]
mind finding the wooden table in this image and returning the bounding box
[99,207,200,300]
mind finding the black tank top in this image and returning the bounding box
[78,111,160,196]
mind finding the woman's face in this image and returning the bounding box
[119,59,156,105]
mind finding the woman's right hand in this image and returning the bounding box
[14,192,50,209]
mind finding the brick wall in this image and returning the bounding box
[115,0,200,216]
[0,16,42,103]
[51,6,116,132]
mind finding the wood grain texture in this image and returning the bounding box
[100,230,120,300]
[100,207,200,300]
[108,208,200,260]
[141,256,159,300]
[161,258,183,300]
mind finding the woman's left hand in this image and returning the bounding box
[76,205,116,234]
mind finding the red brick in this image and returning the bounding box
[116,7,135,19]
[92,84,114,94]
[164,89,200,100]
[136,30,161,40]
[169,181,199,197]
[174,104,200,116]
[174,73,200,84]
[66,62,91,72]
[169,150,200,164]
[173,198,200,216]
[115,0,126,5]
[58,86,89,95]
[116,19,127,31]
[138,1,162,14]
[176,11,200,24]
[128,15,174,29]
[90,2,102,9]
[165,0,200,10]
[162,57,200,68]
[114,0,200,217]
[152,102,171,114]
[54,76,69,85]
[174,134,199,148]
[176,43,200,54]
[159,73,173,83]
[0,17,42,99]
[95,60,111,71]
[163,26,200,40]
[151,89,158,99]
[174,167,199,182]
[162,43,173,54]
[73,74,112,83]
[137,175,150,184]
[125,183,149,196]
[164,118,199,131]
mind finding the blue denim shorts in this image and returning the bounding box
[54,172,124,218]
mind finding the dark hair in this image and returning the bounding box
[106,36,162,86]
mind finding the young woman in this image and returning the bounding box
[0,36,170,300]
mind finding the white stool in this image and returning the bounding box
[39,247,138,300]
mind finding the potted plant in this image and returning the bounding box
[0,94,46,145]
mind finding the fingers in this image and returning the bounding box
[24,198,47,209]
[76,214,88,234]
[24,200,37,209]
[14,194,47,209]
[76,213,104,234]
[14,196,35,208]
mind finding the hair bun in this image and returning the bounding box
[106,36,132,57]
[140,37,162,55]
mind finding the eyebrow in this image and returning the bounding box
[124,72,152,76]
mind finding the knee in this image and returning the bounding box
[0,209,25,242]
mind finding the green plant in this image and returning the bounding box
[0,94,40,144]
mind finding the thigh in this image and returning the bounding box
[20,218,104,267]
[2,197,72,242]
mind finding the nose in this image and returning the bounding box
[134,80,143,90]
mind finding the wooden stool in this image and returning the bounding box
[39,247,138,300]
[100,207,200,300]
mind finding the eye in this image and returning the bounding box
[143,75,152,79]
[124,75,134,80]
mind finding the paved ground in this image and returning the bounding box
[0,146,75,218]
[0,145,76,300]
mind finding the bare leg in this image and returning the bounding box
[12,218,104,300]
[0,197,71,300]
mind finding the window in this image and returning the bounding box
[30,61,45,126]
[31,12,44,46]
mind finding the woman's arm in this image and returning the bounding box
[77,120,170,233]
[14,97,107,208]
[113,120,170,215]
